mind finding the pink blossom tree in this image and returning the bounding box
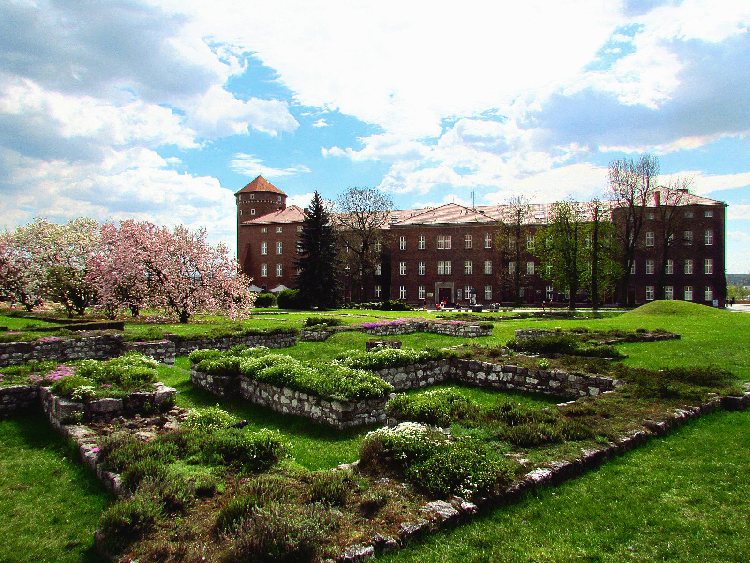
[0,231,43,310]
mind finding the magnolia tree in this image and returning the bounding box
[1,218,255,322]
[90,221,255,322]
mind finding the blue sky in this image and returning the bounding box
[1,0,750,272]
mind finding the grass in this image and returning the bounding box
[0,414,113,563]
[382,408,750,563]
[2,301,750,562]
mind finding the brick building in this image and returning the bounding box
[236,176,727,307]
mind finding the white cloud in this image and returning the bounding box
[728,205,750,221]
[230,154,311,178]
[287,192,316,208]
[661,171,750,196]
[727,230,750,273]
[311,118,329,128]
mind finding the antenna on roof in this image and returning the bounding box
[471,191,475,210]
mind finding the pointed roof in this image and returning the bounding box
[234,175,287,197]
[241,205,305,225]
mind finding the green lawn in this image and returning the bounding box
[1,301,750,562]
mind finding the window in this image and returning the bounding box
[646,286,655,301]
[704,259,713,274]
[704,210,713,218]
[296,242,303,254]
[437,261,452,275]
[465,234,472,249]
[684,286,693,301]
[485,233,492,249]
[464,285,474,299]
[546,285,554,301]
[526,235,535,250]
[418,261,425,275]
[584,235,591,248]
[261,227,267,233]
[239,210,243,216]
[484,285,492,300]
[437,235,451,249]
[375,285,381,298]
[631,261,636,275]
[685,210,694,218]
[705,230,714,245]
[646,259,654,275]
[276,242,283,255]
[464,261,473,275]
[375,241,382,253]
[250,209,256,216]
[375,263,382,276]
[419,285,426,300]
[276,264,282,277]
[418,235,426,250]
[276,226,283,233]
[399,261,406,275]
[519,287,525,298]
[684,259,693,275]
[666,259,673,275]
[646,232,654,247]
[297,225,303,232]
[664,286,674,300]
[399,286,406,300]
[277,196,282,202]
[261,242,267,255]
[509,237,517,251]
[646,212,655,220]
[261,264,267,277]
[684,231,693,245]
[399,236,406,250]
[250,193,255,200]
[508,261,516,274]
[526,261,534,275]
[705,286,713,301]
[484,260,492,275]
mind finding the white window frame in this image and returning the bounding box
[646,232,655,247]
[261,227,267,233]
[399,286,406,300]
[484,260,492,275]
[526,235,535,250]
[399,236,406,250]
[646,259,654,275]
[684,231,693,246]
[666,259,673,275]
[705,286,713,301]
[375,285,382,298]
[261,264,267,277]
[465,234,472,249]
[418,261,425,276]
[526,261,534,275]
[465,260,473,275]
[399,261,406,275]
[437,235,452,250]
[261,242,267,255]
[418,235,426,250]
[664,286,674,300]
[646,285,655,301]
[684,259,693,275]
[418,285,426,300]
[375,263,382,276]
[276,226,283,233]
[438,261,452,275]
[276,264,282,277]
[484,285,492,300]
[276,241,283,255]
[508,261,516,274]
[705,230,714,245]
[704,258,713,275]
[704,210,714,218]
[684,286,693,301]
[484,233,492,249]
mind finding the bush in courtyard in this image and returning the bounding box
[386,388,478,426]
[215,474,298,532]
[98,492,161,553]
[183,405,240,431]
[304,316,344,327]
[307,469,357,506]
[254,293,277,308]
[222,502,335,563]
[335,347,454,370]
[276,288,303,310]
[198,428,286,472]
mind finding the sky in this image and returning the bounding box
[1,0,750,272]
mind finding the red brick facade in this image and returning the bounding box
[237,176,727,307]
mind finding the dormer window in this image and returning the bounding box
[277,196,282,202]
[250,193,255,200]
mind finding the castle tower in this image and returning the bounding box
[235,175,287,222]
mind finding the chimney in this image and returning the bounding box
[654,191,660,206]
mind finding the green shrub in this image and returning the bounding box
[304,316,343,327]
[195,355,243,377]
[359,422,451,470]
[506,334,579,355]
[405,437,514,498]
[222,502,334,563]
[308,469,355,506]
[188,348,223,364]
[254,293,277,308]
[276,288,303,310]
[386,388,477,426]
[98,493,161,552]
[51,374,96,398]
[335,347,454,370]
[500,421,563,446]
[183,405,240,432]
[199,428,285,472]
[121,458,170,492]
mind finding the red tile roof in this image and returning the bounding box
[234,175,287,197]
[392,203,495,226]
[241,205,305,225]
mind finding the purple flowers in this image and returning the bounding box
[44,364,76,381]
[38,336,61,343]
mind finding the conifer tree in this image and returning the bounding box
[295,191,341,309]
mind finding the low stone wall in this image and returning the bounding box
[0,331,297,367]
[452,359,618,398]
[239,377,391,429]
[0,385,39,418]
[371,360,453,391]
[366,339,402,351]
[39,383,176,427]
[190,368,236,397]
[0,334,123,367]
[299,321,493,342]
[170,332,297,356]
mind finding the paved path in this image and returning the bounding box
[728,303,750,313]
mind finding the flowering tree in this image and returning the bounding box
[121,222,255,323]
[87,220,151,318]
[0,231,42,310]
[8,218,100,316]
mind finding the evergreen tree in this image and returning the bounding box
[295,191,341,309]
